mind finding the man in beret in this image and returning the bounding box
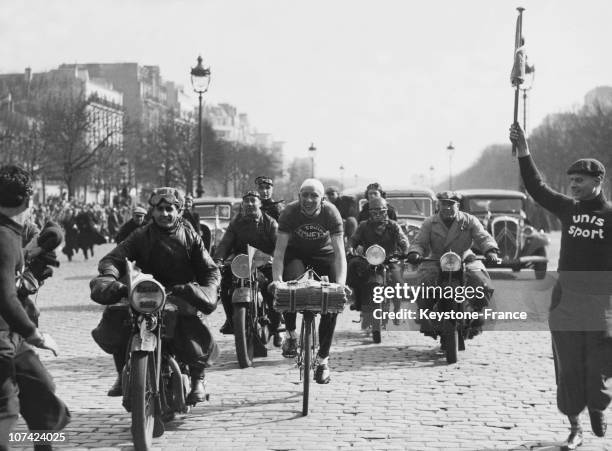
[510,123,612,447]
[114,206,147,243]
[213,190,280,346]
[255,176,284,221]
[90,187,220,403]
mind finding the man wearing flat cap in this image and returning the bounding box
[114,206,148,243]
[511,123,612,447]
[213,190,281,346]
[255,176,284,221]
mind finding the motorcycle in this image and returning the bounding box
[419,252,493,364]
[121,259,198,451]
[228,247,274,368]
[353,245,403,344]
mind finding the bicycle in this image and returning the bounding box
[273,269,346,416]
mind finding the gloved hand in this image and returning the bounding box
[485,251,501,265]
[170,283,217,315]
[267,281,279,295]
[90,276,128,305]
[406,252,423,265]
[213,259,224,268]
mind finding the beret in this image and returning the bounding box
[567,158,605,177]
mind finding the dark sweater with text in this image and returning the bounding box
[519,155,612,272]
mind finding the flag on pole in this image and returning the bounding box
[510,8,526,87]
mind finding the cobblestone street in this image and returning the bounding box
[10,238,611,450]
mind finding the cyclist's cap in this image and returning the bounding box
[436,191,462,203]
[133,206,147,215]
[300,178,324,196]
[242,190,261,200]
[255,176,273,187]
[567,158,605,178]
[149,187,183,207]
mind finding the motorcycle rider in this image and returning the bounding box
[325,186,359,239]
[271,178,348,384]
[406,191,501,335]
[255,176,283,221]
[346,197,409,311]
[357,183,398,223]
[213,190,281,346]
[89,187,220,404]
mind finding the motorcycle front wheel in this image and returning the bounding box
[233,304,255,368]
[131,351,156,450]
[442,322,458,364]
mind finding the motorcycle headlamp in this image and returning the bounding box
[231,254,251,279]
[130,279,166,313]
[439,251,462,272]
[365,244,386,266]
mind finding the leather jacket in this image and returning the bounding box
[93,218,220,314]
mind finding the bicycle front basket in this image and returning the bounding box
[274,278,347,314]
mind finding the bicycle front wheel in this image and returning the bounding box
[302,314,313,416]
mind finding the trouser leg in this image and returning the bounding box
[0,333,20,451]
[585,331,612,412]
[14,348,70,433]
[317,313,338,359]
[219,267,233,327]
[551,330,587,416]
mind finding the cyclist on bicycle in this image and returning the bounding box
[271,178,347,384]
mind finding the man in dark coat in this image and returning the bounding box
[115,206,147,243]
[511,123,612,448]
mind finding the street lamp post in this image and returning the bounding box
[446,142,455,190]
[308,142,317,178]
[190,55,211,197]
[339,164,345,190]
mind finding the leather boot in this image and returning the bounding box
[186,376,207,404]
[107,374,122,397]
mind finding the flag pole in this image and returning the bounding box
[512,7,525,157]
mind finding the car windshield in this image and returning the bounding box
[467,198,523,214]
[387,197,433,217]
[194,204,232,219]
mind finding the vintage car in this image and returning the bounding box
[342,186,436,242]
[192,196,241,253]
[456,189,549,279]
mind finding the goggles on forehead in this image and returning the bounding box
[149,187,183,207]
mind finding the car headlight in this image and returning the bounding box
[365,244,386,266]
[439,251,462,272]
[231,254,251,278]
[130,279,166,313]
[523,225,534,236]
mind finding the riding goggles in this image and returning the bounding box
[149,187,183,207]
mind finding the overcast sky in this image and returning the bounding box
[2,0,611,188]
